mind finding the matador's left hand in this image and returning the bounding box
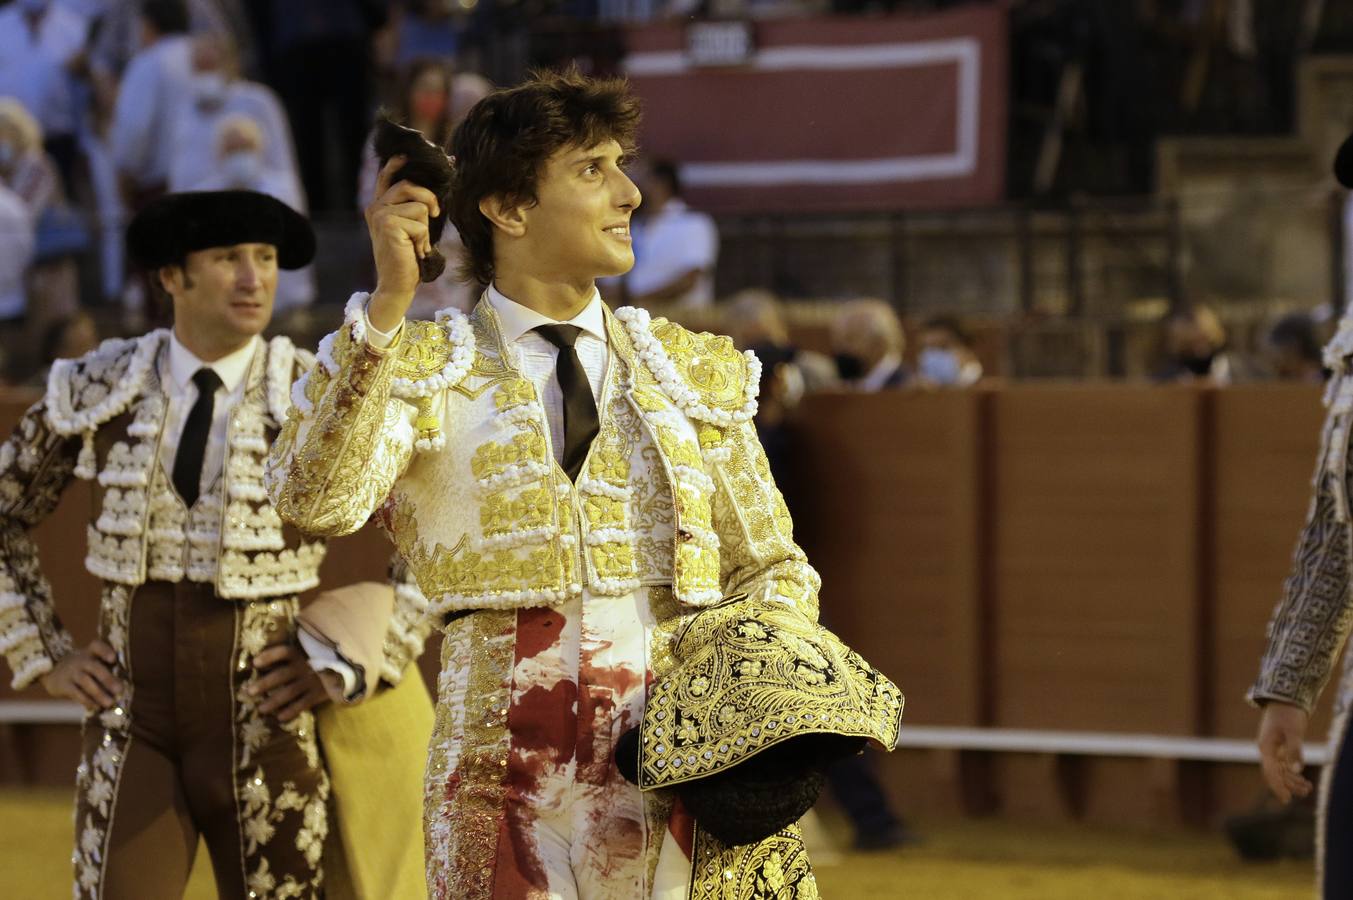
[248,643,338,722]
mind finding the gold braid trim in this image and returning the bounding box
[689,824,819,899]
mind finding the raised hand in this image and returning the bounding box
[364,155,441,333]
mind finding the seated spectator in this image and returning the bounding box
[1265,311,1326,383]
[830,298,908,391]
[725,288,839,407]
[624,158,719,309]
[167,33,298,194]
[357,59,477,317]
[918,314,984,387]
[187,113,315,312]
[1156,304,1240,385]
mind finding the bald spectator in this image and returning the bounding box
[167,34,297,194]
[831,298,909,390]
[917,314,984,388]
[625,158,719,308]
[109,0,195,206]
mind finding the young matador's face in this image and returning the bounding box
[521,139,642,283]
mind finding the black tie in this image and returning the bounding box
[535,324,599,481]
[173,368,222,507]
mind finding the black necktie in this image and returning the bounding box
[535,324,599,481]
[173,367,222,506]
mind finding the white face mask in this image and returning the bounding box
[918,347,962,385]
[193,72,228,108]
[221,150,262,187]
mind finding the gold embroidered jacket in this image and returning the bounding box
[0,331,433,690]
[266,294,821,623]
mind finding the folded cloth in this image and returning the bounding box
[297,581,395,702]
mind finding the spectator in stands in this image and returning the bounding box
[0,0,92,192]
[725,288,838,413]
[109,0,195,208]
[917,314,984,388]
[830,297,908,390]
[266,0,387,210]
[1264,311,1326,383]
[0,98,62,219]
[451,71,493,128]
[624,158,719,308]
[1156,303,1239,385]
[187,114,315,312]
[167,33,297,194]
[358,59,479,317]
[0,97,84,380]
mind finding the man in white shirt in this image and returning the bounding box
[624,158,719,308]
[109,0,195,203]
[0,189,433,898]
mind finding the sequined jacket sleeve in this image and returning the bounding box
[266,306,419,538]
[1250,405,1353,713]
[711,418,822,623]
[0,399,80,689]
[379,554,434,686]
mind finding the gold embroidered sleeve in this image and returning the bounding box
[1250,406,1353,712]
[711,420,821,623]
[267,322,416,537]
[0,400,80,688]
[379,554,434,686]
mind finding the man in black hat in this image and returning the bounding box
[0,189,434,898]
[1252,134,1353,896]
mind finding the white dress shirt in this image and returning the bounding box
[367,284,610,468]
[0,184,34,320]
[158,331,258,498]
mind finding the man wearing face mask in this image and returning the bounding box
[185,115,314,312]
[830,297,909,391]
[917,315,984,388]
[167,34,297,197]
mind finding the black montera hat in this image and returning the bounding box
[126,190,316,270]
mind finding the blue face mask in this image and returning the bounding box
[918,347,962,385]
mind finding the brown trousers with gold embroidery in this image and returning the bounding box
[72,581,330,899]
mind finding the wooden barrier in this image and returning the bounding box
[0,383,1337,826]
